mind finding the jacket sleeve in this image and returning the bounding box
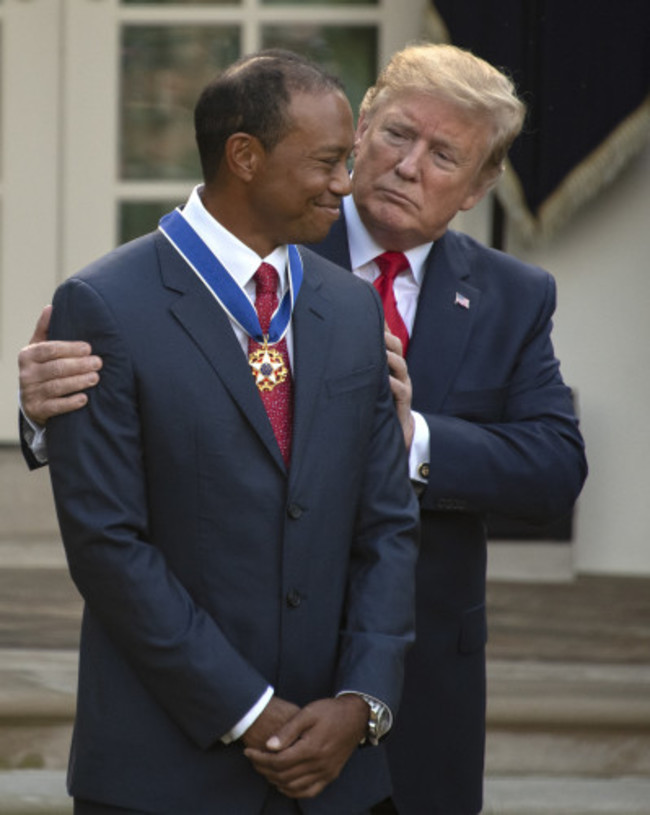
[418,272,587,522]
[333,286,420,713]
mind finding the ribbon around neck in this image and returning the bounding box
[158,208,303,345]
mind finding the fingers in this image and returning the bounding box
[245,738,328,799]
[23,370,100,402]
[384,328,404,358]
[244,697,366,798]
[19,340,95,367]
[264,706,310,753]
[20,381,96,426]
[241,696,301,751]
[276,771,328,799]
[245,708,320,795]
[18,343,102,426]
[384,337,414,450]
[386,348,411,404]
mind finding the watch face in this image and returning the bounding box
[377,707,391,737]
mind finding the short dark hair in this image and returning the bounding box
[195,49,345,183]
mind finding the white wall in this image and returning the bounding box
[506,143,650,576]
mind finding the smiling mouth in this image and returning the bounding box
[317,202,342,218]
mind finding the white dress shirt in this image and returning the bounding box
[183,185,293,362]
[343,195,432,483]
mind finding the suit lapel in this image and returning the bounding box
[408,232,480,412]
[155,233,286,471]
[288,253,332,482]
[311,220,482,412]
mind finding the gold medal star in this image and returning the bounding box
[249,343,288,392]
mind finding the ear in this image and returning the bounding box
[459,168,501,213]
[353,113,370,156]
[224,132,263,182]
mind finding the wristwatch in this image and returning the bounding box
[361,695,392,746]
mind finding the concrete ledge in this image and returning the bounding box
[486,661,650,777]
[0,542,65,571]
[0,652,76,721]
[0,770,70,814]
[0,448,58,540]
[0,651,76,772]
[488,660,650,728]
[487,542,574,583]
[483,775,650,814]
[2,772,650,815]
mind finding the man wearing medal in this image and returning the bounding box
[25,51,419,815]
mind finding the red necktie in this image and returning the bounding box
[373,252,410,355]
[248,263,293,466]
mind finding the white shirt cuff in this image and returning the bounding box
[408,410,429,483]
[19,403,49,464]
[221,685,274,744]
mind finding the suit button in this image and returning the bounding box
[286,589,302,608]
[287,503,303,519]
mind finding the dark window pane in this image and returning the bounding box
[264,0,377,4]
[121,26,240,180]
[122,1,238,5]
[120,200,183,244]
[261,25,377,118]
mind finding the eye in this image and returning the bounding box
[432,150,455,167]
[384,126,409,143]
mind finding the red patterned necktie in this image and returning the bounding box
[373,252,410,355]
[248,262,293,466]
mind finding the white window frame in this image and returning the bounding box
[63,0,429,273]
[0,0,429,440]
[0,0,62,440]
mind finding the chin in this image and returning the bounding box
[298,222,335,245]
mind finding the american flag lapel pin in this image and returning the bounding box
[455,292,470,309]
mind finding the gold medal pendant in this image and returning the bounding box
[249,337,288,392]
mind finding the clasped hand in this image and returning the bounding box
[242,694,368,799]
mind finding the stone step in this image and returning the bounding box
[3,650,650,776]
[483,776,650,815]
[0,448,59,542]
[0,770,70,815]
[486,660,650,778]
[0,541,66,571]
[0,651,75,773]
[2,771,650,815]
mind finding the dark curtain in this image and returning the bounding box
[429,0,650,240]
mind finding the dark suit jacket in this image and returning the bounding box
[45,231,419,814]
[311,216,587,815]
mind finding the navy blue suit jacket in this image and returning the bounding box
[45,230,419,814]
[311,215,587,815]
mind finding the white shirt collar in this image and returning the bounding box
[182,184,288,292]
[343,195,432,285]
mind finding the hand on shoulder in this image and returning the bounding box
[19,305,102,425]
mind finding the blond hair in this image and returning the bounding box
[360,43,525,182]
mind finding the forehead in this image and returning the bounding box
[372,89,477,128]
[285,89,354,145]
[368,90,492,158]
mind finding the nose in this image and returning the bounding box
[330,159,352,196]
[395,142,425,180]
